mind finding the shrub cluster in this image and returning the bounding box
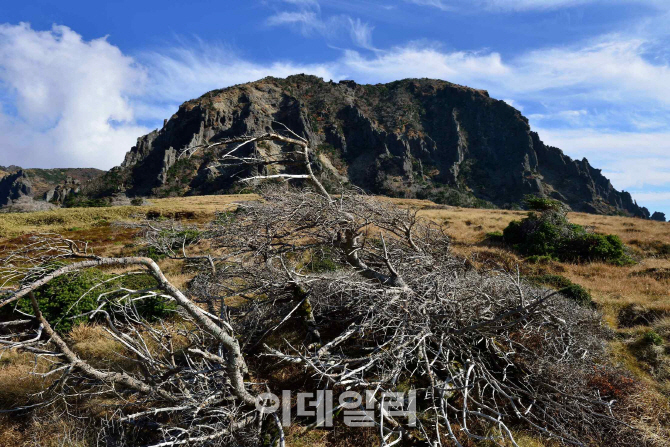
[523,195,566,212]
[641,329,664,347]
[502,196,631,264]
[138,246,168,262]
[16,269,175,331]
[525,274,592,307]
[304,247,339,273]
[62,194,112,208]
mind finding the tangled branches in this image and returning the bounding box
[0,124,636,446]
[186,186,624,446]
[0,237,264,446]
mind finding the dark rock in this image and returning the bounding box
[99,75,648,216]
[0,170,33,207]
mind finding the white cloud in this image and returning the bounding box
[140,42,338,105]
[266,1,376,50]
[479,0,605,11]
[281,0,321,7]
[0,24,341,171]
[403,0,455,11]
[629,191,670,202]
[534,128,670,214]
[266,11,322,35]
[347,18,375,50]
[528,109,588,124]
[534,127,670,191]
[337,44,509,83]
[510,38,670,106]
[0,23,148,169]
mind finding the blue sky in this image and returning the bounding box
[0,0,669,216]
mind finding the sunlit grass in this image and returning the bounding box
[0,194,668,445]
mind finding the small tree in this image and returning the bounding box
[503,195,630,264]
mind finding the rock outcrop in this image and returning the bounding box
[67,75,656,216]
[0,167,104,211]
[0,170,58,213]
[44,176,81,205]
[0,170,33,207]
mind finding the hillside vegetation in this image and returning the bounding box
[0,194,668,446]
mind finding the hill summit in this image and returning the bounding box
[82,75,651,216]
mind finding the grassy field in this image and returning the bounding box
[0,194,668,446]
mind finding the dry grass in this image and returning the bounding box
[413,206,670,326]
[0,194,668,446]
[68,323,129,370]
[0,413,89,447]
[0,194,256,239]
[0,351,51,408]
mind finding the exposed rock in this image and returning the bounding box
[0,167,104,210]
[98,75,649,216]
[44,176,81,205]
[109,194,136,206]
[651,211,666,222]
[0,170,33,207]
[0,196,56,213]
[158,147,177,185]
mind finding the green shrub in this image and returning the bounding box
[130,197,144,206]
[526,274,592,307]
[485,231,504,242]
[525,255,554,264]
[560,233,629,263]
[138,246,167,262]
[18,270,103,331]
[524,195,566,212]
[501,208,631,264]
[305,247,339,273]
[158,228,202,248]
[642,330,664,347]
[63,195,111,208]
[427,187,497,209]
[525,220,562,255]
[17,270,175,331]
[119,273,177,322]
[502,219,526,245]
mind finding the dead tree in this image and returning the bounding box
[0,236,268,446]
[0,124,635,446]
[189,186,625,446]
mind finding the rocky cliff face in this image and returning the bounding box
[0,170,33,207]
[0,167,104,211]
[109,75,647,216]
